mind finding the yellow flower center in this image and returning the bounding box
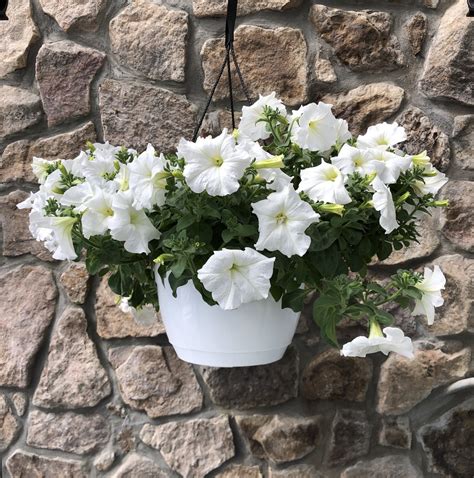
[275,212,288,224]
[308,119,319,130]
[211,155,224,167]
[324,168,339,181]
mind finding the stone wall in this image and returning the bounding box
[0,0,473,476]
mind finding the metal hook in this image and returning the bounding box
[0,0,8,21]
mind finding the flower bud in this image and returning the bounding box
[318,203,345,216]
[254,155,285,170]
[412,151,430,167]
[153,253,174,265]
[396,192,410,204]
[427,199,449,207]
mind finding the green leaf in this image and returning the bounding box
[176,214,196,232]
[281,289,307,312]
[170,256,187,279]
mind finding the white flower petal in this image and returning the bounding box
[412,265,446,325]
[357,122,407,150]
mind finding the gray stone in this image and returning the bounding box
[310,5,404,71]
[6,450,87,477]
[11,393,27,417]
[440,181,474,252]
[109,345,203,418]
[93,448,115,472]
[326,409,371,467]
[200,346,298,410]
[377,339,471,415]
[27,410,110,454]
[452,115,474,170]
[314,57,337,84]
[36,40,105,126]
[39,0,108,32]
[269,465,324,478]
[110,453,167,477]
[301,348,372,402]
[419,398,474,477]
[341,456,421,478]
[33,307,111,409]
[99,79,196,152]
[422,0,439,8]
[60,262,89,304]
[193,0,302,16]
[216,465,262,478]
[322,83,404,136]
[110,1,187,82]
[404,12,427,55]
[0,122,96,184]
[95,276,165,338]
[140,415,235,478]
[0,265,57,387]
[0,394,20,451]
[419,0,473,105]
[397,106,450,171]
[0,0,39,77]
[201,25,308,105]
[236,414,321,464]
[378,416,412,449]
[0,85,42,137]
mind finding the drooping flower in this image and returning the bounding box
[109,191,160,254]
[238,92,287,141]
[341,323,414,359]
[357,122,407,150]
[128,144,168,209]
[251,185,320,257]
[178,129,252,196]
[371,177,399,234]
[298,161,352,205]
[412,265,446,325]
[291,102,339,152]
[331,144,384,177]
[413,165,448,196]
[48,216,78,261]
[197,247,275,310]
[367,148,412,184]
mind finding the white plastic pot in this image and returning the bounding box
[155,274,300,367]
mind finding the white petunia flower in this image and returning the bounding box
[48,216,78,261]
[109,191,160,254]
[197,247,275,310]
[341,324,414,359]
[252,185,320,257]
[128,144,168,210]
[114,162,131,192]
[178,129,252,196]
[238,92,287,141]
[59,182,94,211]
[298,161,352,205]
[291,102,339,152]
[119,298,158,326]
[332,144,384,177]
[368,148,412,184]
[91,142,121,162]
[357,122,407,150]
[81,188,115,238]
[371,177,399,234]
[335,118,352,145]
[413,165,448,196]
[412,265,446,325]
[32,157,57,184]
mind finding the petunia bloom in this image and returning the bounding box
[412,265,446,325]
[197,248,275,310]
[413,165,448,196]
[331,144,384,177]
[357,122,407,150]
[371,177,399,234]
[252,185,320,257]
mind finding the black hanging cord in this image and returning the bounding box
[192,0,252,141]
[0,0,8,21]
[468,0,474,16]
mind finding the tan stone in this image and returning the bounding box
[110,453,167,477]
[236,414,321,464]
[440,181,474,252]
[93,448,115,472]
[6,450,87,477]
[201,25,308,105]
[322,83,404,136]
[36,41,105,126]
[0,190,54,261]
[39,0,107,31]
[314,57,337,84]
[110,1,187,82]
[60,262,89,304]
[301,348,372,402]
[310,5,404,71]
[99,79,196,152]
[193,0,302,16]
[0,265,57,387]
[33,307,111,409]
[377,340,471,415]
[404,12,427,55]
[0,394,20,451]
[378,416,412,449]
[95,276,165,338]
[0,85,42,137]
[397,106,450,171]
[11,393,27,416]
[452,115,474,170]
[419,255,474,336]
[217,464,262,478]
[269,465,324,478]
[419,0,473,105]
[27,410,110,454]
[140,415,235,477]
[341,456,422,478]
[0,122,96,184]
[109,345,203,418]
[0,0,39,77]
